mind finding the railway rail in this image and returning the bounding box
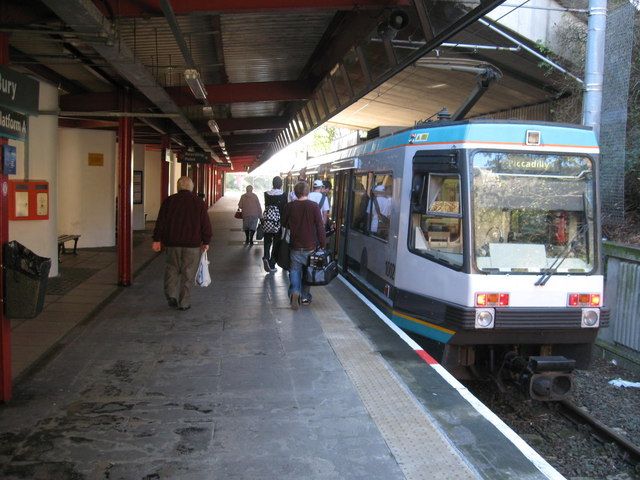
[558,399,640,464]
[465,370,640,478]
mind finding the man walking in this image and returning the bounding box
[152,176,212,311]
[283,181,326,310]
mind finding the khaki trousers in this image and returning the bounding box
[164,246,201,308]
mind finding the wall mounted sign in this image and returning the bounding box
[133,170,143,204]
[0,66,40,115]
[2,144,16,175]
[0,107,27,141]
[88,152,104,166]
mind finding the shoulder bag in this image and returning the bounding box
[303,248,338,286]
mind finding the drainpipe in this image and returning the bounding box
[582,0,607,139]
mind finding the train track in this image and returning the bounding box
[558,399,640,464]
[464,377,640,478]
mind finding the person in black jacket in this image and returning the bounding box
[152,176,212,310]
[262,176,288,272]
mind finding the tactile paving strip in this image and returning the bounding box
[314,288,478,480]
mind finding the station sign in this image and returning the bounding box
[0,66,39,115]
[0,107,27,141]
[180,150,210,164]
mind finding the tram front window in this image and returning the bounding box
[472,152,596,274]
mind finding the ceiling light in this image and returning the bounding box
[218,139,225,148]
[208,119,219,134]
[184,69,207,100]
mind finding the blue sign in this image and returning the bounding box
[3,144,16,175]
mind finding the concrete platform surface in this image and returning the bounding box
[0,194,559,480]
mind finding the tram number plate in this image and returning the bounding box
[385,261,396,280]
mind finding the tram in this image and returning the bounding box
[284,119,609,400]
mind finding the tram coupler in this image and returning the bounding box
[504,354,575,401]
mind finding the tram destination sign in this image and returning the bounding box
[0,106,27,141]
[0,66,39,115]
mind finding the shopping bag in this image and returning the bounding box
[195,251,211,287]
[234,209,243,219]
[256,221,265,240]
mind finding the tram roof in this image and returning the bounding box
[3,0,585,171]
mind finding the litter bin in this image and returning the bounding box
[4,241,51,319]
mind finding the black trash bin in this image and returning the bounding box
[4,241,51,319]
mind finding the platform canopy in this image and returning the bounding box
[3,0,571,171]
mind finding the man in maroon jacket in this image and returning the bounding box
[152,176,212,311]
[282,181,326,310]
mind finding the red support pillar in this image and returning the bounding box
[117,91,133,286]
[0,33,11,402]
[160,135,169,202]
[208,165,216,207]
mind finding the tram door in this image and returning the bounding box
[332,171,351,270]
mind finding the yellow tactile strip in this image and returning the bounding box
[313,288,478,480]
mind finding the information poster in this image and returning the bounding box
[133,170,143,204]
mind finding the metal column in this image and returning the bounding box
[160,135,170,202]
[582,0,607,139]
[0,33,11,402]
[117,91,133,286]
[198,164,205,196]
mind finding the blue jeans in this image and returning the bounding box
[289,249,313,300]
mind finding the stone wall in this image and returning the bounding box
[599,3,635,223]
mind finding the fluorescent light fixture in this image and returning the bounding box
[184,69,207,100]
[202,106,213,116]
[208,119,219,134]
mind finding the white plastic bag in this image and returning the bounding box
[195,251,211,287]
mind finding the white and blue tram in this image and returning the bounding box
[285,119,609,399]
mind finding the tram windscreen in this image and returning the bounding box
[472,152,596,274]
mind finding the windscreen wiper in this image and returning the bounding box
[534,223,588,286]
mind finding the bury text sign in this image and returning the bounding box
[0,66,39,115]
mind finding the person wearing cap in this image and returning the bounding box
[308,179,330,225]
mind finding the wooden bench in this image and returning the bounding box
[58,234,80,258]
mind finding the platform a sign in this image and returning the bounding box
[0,107,27,141]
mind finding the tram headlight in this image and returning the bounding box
[581,308,600,328]
[475,308,495,329]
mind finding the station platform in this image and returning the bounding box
[0,194,562,480]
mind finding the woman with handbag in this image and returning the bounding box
[238,185,262,245]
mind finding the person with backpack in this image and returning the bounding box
[262,176,288,272]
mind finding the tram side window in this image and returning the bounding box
[410,174,463,267]
[351,173,370,233]
[368,174,393,240]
